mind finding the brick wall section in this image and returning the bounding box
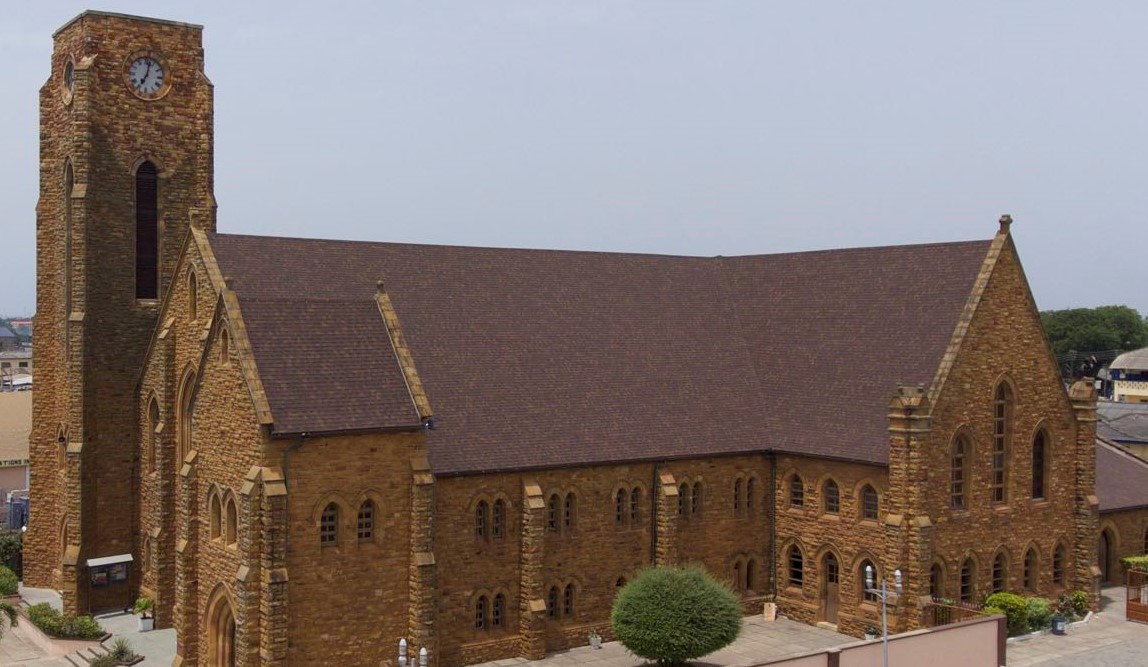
[925,235,1092,604]
[773,454,890,636]
[276,431,423,667]
[28,12,214,615]
[1100,508,1148,584]
[432,455,773,665]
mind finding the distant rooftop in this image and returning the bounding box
[1111,347,1148,371]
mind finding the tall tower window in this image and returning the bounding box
[135,161,159,299]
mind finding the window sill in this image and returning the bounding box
[786,507,806,516]
[993,504,1011,513]
[820,513,841,522]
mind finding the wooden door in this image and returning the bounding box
[822,553,839,624]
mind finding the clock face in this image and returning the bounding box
[127,56,166,97]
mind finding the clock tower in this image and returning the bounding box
[27,11,215,614]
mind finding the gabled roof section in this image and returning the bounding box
[1096,437,1148,512]
[207,231,992,474]
[724,239,990,463]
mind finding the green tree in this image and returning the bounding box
[611,566,742,666]
[1040,306,1148,356]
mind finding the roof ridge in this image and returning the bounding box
[1097,437,1148,468]
[211,231,993,262]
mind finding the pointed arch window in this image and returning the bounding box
[787,545,804,588]
[789,475,804,508]
[135,161,159,300]
[678,483,690,517]
[220,328,231,366]
[563,492,576,531]
[992,383,1013,504]
[823,479,840,515]
[1053,544,1067,586]
[547,494,559,533]
[951,435,969,509]
[493,593,505,628]
[746,477,756,513]
[177,369,196,463]
[474,595,487,630]
[692,482,702,515]
[861,485,879,520]
[992,552,1007,593]
[960,558,976,603]
[225,498,238,546]
[492,499,505,539]
[615,489,626,525]
[147,397,160,474]
[1024,548,1038,591]
[547,587,559,618]
[1032,429,1048,500]
[860,560,880,603]
[209,493,222,540]
[320,502,339,546]
[187,270,198,321]
[734,479,743,513]
[930,563,943,598]
[563,583,576,617]
[629,487,640,524]
[475,500,488,539]
[746,558,757,591]
[357,500,375,541]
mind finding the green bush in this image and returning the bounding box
[1053,591,1090,621]
[1025,597,1052,631]
[611,566,742,665]
[88,655,118,667]
[0,532,20,578]
[109,636,136,661]
[984,592,1029,637]
[0,565,17,596]
[25,602,105,640]
[1121,555,1148,571]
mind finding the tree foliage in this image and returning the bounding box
[1040,306,1148,356]
[611,566,742,666]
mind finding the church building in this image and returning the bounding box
[26,11,1148,667]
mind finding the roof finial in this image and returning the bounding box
[999,214,1013,234]
[376,279,386,293]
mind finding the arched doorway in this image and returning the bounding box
[1100,529,1115,584]
[819,552,839,625]
[206,589,236,667]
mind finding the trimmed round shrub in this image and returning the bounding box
[611,566,742,666]
[0,565,18,596]
[984,592,1028,637]
[1025,597,1052,631]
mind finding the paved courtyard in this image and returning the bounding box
[5,586,1148,666]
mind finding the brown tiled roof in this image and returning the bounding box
[209,233,990,475]
[1096,438,1148,512]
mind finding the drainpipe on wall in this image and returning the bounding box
[281,433,309,557]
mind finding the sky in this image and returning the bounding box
[2,1,1146,317]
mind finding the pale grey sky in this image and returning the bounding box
[2,1,1146,317]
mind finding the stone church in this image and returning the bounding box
[25,10,1148,667]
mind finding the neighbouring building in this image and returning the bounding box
[25,10,1143,667]
[1108,347,1148,403]
[0,391,31,521]
[0,327,20,353]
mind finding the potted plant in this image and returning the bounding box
[589,629,602,649]
[864,627,879,641]
[133,597,154,632]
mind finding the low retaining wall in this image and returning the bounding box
[10,604,106,658]
[753,615,1006,667]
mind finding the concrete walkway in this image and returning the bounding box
[1006,586,1148,667]
[472,617,853,667]
[0,586,177,666]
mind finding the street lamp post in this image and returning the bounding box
[865,565,902,667]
